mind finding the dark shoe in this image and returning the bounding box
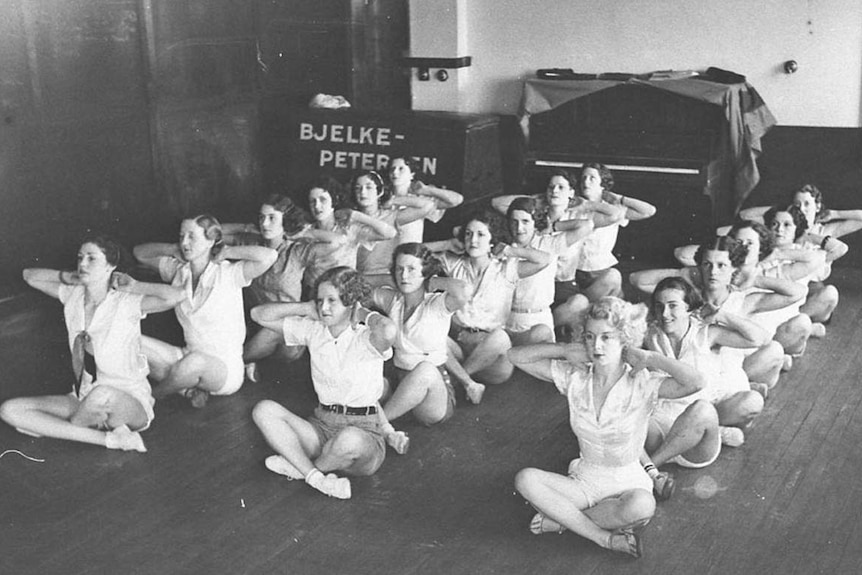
[653,471,676,501]
[183,387,209,409]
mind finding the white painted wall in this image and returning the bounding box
[409,0,862,127]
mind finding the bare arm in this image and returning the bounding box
[490,194,532,215]
[415,183,463,209]
[389,195,437,226]
[551,218,594,246]
[348,210,397,241]
[250,301,318,334]
[500,244,551,279]
[819,209,862,239]
[743,275,807,314]
[134,243,180,273]
[764,247,825,281]
[22,268,77,300]
[800,234,848,263]
[629,268,685,296]
[508,342,575,383]
[603,191,656,221]
[576,200,627,229]
[705,308,770,349]
[424,238,463,254]
[219,244,278,283]
[427,276,470,312]
[111,272,186,314]
[737,205,769,223]
[624,347,706,400]
[353,307,397,353]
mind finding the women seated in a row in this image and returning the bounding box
[428,209,551,403]
[510,297,707,558]
[492,165,652,329]
[631,235,806,392]
[134,215,278,407]
[640,276,770,498]
[1,235,186,451]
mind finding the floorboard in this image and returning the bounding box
[2,270,862,575]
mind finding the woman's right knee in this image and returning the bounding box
[514,467,542,496]
[252,399,282,426]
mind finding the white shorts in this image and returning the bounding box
[651,403,721,469]
[506,308,554,335]
[167,346,244,396]
[566,458,652,507]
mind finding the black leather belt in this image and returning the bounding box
[319,403,378,416]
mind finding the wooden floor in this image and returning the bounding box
[2,269,862,575]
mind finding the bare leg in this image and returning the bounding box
[742,341,784,388]
[647,401,720,467]
[715,390,764,428]
[508,324,554,347]
[244,328,304,363]
[553,294,589,329]
[446,338,485,404]
[515,467,654,547]
[383,362,450,424]
[773,314,812,356]
[252,399,323,478]
[582,268,622,301]
[800,283,838,324]
[151,351,228,399]
[463,328,514,384]
[315,426,385,477]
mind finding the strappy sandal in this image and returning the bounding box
[529,512,565,535]
[607,518,649,559]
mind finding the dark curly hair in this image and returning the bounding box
[506,196,549,233]
[650,276,704,321]
[390,242,443,282]
[764,204,808,241]
[694,235,748,269]
[458,209,510,247]
[579,162,614,195]
[261,194,311,236]
[314,266,371,308]
[79,234,131,273]
[729,220,775,262]
[386,156,420,180]
[304,175,349,213]
[350,170,391,208]
[189,214,225,258]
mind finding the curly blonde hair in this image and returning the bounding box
[579,296,648,348]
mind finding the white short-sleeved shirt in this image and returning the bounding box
[511,233,566,312]
[395,181,447,244]
[550,360,663,468]
[579,208,629,271]
[439,253,519,331]
[159,258,249,361]
[356,207,400,276]
[282,317,392,406]
[645,319,748,406]
[376,287,453,370]
[59,285,155,420]
[544,207,588,281]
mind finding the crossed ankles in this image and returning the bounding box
[105,425,147,453]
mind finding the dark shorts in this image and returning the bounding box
[553,268,615,306]
[392,364,456,425]
[308,406,386,470]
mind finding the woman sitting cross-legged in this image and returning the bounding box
[371,243,469,448]
[1,235,185,452]
[427,209,551,403]
[640,276,771,500]
[251,267,397,500]
[134,215,277,408]
[510,297,706,559]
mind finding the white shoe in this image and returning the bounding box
[306,469,352,500]
[245,362,259,383]
[465,381,486,405]
[105,425,147,453]
[719,426,745,448]
[264,455,304,480]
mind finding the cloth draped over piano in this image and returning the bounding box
[518,78,777,223]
